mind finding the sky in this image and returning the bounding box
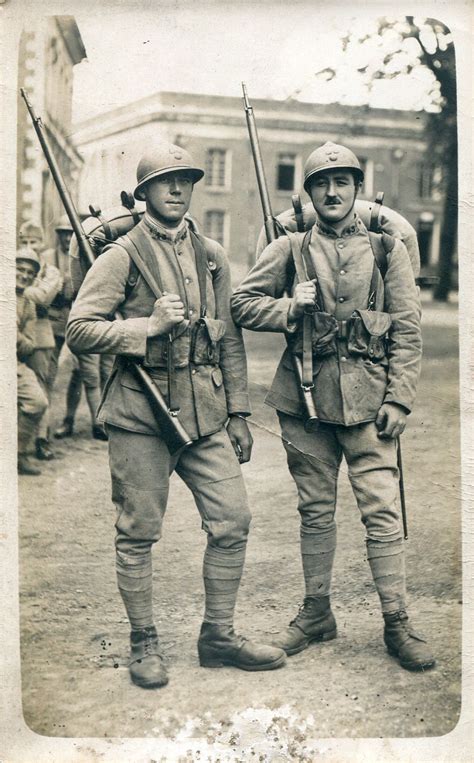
[71,5,441,125]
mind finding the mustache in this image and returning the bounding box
[325,197,341,205]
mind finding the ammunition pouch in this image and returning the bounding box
[346,309,392,360]
[290,311,338,358]
[190,316,226,365]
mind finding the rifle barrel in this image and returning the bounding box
[241,83,276,244]
[20,88,95,268]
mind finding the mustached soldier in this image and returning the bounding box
[67,142,285,688]
[231,142,435,672]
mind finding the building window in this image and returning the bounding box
[277,154,296,192]
[419,163,442,200]
[205,149,228,188]
[204,210,226,246]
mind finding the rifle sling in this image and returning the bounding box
[288,231,314,389]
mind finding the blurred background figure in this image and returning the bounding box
[54,350,113,441]
[16,247,48,475]
[18,221,62,461]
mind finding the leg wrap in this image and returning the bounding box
[202,544,246,625]
[300,525,337,597]
[116,542,154,630]
[367,538,406,614]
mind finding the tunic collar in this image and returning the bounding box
[144,213,188,243]
[314,213,364,239]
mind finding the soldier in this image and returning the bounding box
[18,221,62,461]
[231,142,435,672]
[16,248,48,475]
[67,142,286,688]
[43,216,108,441]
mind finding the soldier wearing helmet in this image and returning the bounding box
[67,141,286,689]
[15,247,49,475]
[232,141,435,672]
[18,221,62,462]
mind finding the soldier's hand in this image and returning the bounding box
[147,293,185,337]
[376,402,407,440]
[288,280,317,322]
[227,416,253,464]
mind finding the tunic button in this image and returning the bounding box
[337,243,344,249]
[340,356,347,362]
[191,368,197,375]
[185,277,191,284]
[189,308,194,315]
[338,297,345,303]
[340,269,346,275]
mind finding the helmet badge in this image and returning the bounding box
[169,147,183,160]
[326,149,339,161]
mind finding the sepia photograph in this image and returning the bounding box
[0,0,472,760]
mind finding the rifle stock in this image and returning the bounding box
[20,88,192,455]
[242,83,318,430]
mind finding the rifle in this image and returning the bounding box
[20,88,192,455]
[242,83,318,431]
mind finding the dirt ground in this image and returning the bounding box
[17,297,462,756]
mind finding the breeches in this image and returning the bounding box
[17,362,48,418]
[108,425,251,551]
[278,413,402,544]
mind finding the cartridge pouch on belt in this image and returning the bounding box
[190,316,227,365]
[290,309,392,363]
[345,309,392,361]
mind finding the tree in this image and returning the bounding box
[314,17,457,301]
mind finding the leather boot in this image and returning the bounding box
[92,424,108,441]
[18,455,42,476]
[54,417,74,439]
[198,622,286,671]
[129,626,168,688]
[35,437,55,460]
[271,596,337,656]
[383,610,435,671]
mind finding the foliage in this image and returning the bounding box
[316,17,457,300]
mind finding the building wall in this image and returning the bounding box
[17,16,86,248]
[73,92,443,273]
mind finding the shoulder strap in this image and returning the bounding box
[367,231,396,310]
[189,230,210,319]
[119,230,164,299]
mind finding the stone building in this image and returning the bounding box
[17,16,87,247]
[72,91,443,275]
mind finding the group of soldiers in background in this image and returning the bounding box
[16,216,110,476]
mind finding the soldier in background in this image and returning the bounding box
[18,221,62,461]
[16,248,48,475]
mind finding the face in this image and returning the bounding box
[19,236,42,253]
[143,171,194,227]
[309,170,360,226]
[57,230,72,254]
[16,260,38,293]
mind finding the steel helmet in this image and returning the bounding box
[18,220,44,242]
[134,142,205,201]
[55,214,73,232]
[16,246,41,273]
[303,142,364,193]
